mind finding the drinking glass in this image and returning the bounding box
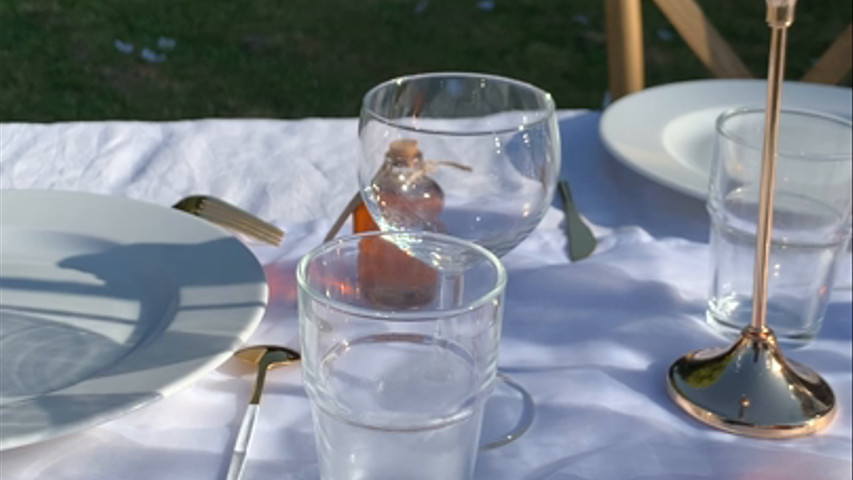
[707,108,853,342]
[355,72,559,447]
[357,72,561,256]
[298,232,506,480]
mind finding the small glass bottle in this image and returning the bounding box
[356,139,443,308]
[356,139,445,233]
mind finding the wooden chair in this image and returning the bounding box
[604,0,853,100]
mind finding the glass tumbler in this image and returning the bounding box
[706,108,853,342]
[297,231,506,480]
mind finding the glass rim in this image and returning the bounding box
[716,107,853,162]
[360,71,557,137]
[296,231,507,322]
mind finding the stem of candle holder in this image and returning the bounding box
[751,0,795,333]
[750,27,786,332]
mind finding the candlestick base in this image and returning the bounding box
[667,326,836,438]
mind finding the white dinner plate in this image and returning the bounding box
[0,190,267,450]
[600,79,853,199]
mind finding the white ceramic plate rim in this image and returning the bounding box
[599,79,853,199]
[0,190,267,450]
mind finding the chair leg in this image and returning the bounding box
[802,23,853,85]
[605,0,645,101]
[653,0,752,79]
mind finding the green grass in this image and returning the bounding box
[0,0,850,121]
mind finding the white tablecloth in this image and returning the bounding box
[0,112,851,480]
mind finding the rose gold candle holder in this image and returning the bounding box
[666,0,837,438]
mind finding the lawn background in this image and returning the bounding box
[1,0,850,121]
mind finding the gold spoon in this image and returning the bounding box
[225,345,300,480]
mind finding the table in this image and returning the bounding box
[1,112,850,480]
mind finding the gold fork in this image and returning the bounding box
[173,195,284,246]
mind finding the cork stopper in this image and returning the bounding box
[388,139,419,158]
[387,139,422,167]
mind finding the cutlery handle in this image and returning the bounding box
[325,192,363,242]
[225,404,259,480]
